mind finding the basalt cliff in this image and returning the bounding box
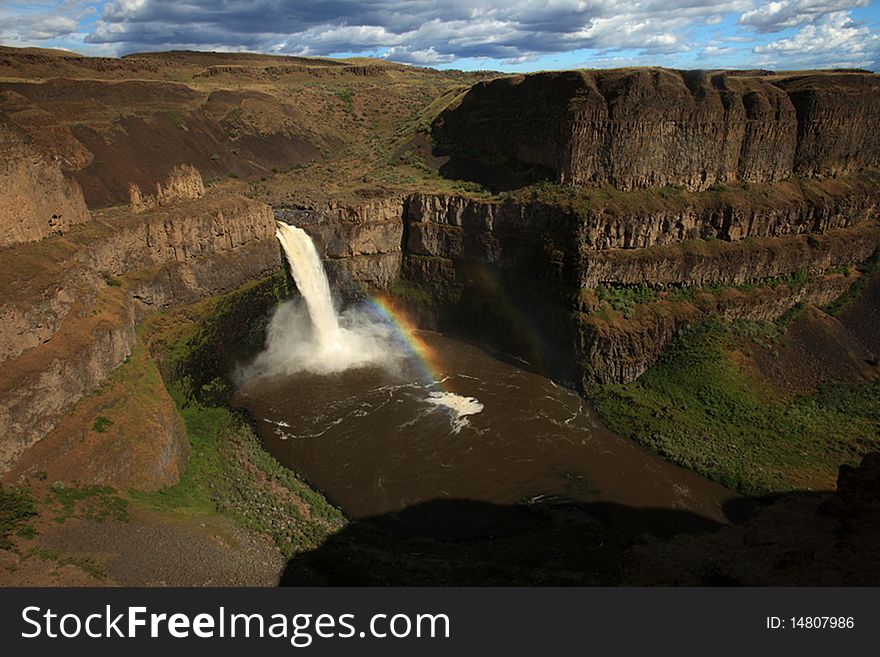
[433,68,880,190]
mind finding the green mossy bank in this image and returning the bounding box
[135,272,344,557]
[594,318,880,496]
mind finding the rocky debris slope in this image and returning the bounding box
[434,69,880,191]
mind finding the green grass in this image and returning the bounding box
[595,319,880,496]
[335,89,354,112]
[391,280,437,307]
[26,548,108,580]
[823,250,879,316]
[100,271,122,287]
[0,485,37,550]
[131,384,343,556]
[595,284,658,319]
[48,483,129,524]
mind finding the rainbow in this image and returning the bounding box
[364,295,448,390]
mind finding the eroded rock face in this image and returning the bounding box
[434,69,880,191]
[0,120,90,247]
[129,163,205,212]
[398,188,879,384]
[580,224,880,288]
[275,196,406,291]
[0,190,280,476]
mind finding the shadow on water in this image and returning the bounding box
[279,496,730,586]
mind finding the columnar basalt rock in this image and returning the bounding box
[129,163,206,213]
[0,120,90,247]
[0,191,280,475]
[434,69,880,191]
[275,196,407,290]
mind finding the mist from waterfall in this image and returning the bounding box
[238,222,402,380]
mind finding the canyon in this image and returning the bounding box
[0,47,877,585]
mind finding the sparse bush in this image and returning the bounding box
[92,416,113,433]
[0,485,37,549]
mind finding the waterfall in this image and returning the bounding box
[255,221,399,375]
[243,221,483,432]
[275,221,340,348]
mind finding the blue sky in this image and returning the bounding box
[1,1,878,71]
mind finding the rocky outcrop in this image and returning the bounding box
[0,190,280,475]
[578,274,858,384]
[275,197,406,290]
[434,69,880,191]
[0,120,90,247]
[129,163,205,212]
[397,187,879,384]
[406,176,879,254]
[581,224,880,288]
[0,192,278,365]
[6,345,190,492]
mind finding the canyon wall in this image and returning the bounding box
[434,69,880,191]
[280,181,877,386]
[402,191,878,383]
[275,197,406,292]
[0,190,279,476]
[129,163,205,213]
[0,120,90,247]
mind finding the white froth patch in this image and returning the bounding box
[426,391,484,434]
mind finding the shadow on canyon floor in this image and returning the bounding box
[280,453,880,586]
[278,496,737,586]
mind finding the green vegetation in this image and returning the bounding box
[135,275,343,556]
[48,483,129,524]
[335,89,354,112]
[392,280,437,307]
[132,383,342,556]
[92,415,113,433]
[0,485,37,550]
[27,548,107,580]
[823,249,880,316]
[100,271,122,287]
[595,319,880,496]
[595,284,658,319]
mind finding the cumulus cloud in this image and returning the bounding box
[0,1,876,70]
[0,0,91,45]
[383,46,456,65]
[754,11,880,68]
[739,0,869,33]
[80,0,748,59]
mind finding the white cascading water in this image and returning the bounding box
[239,221,484,432]
[275,221,340,349]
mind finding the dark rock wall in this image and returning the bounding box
[434,69,880,191]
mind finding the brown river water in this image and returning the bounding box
[233,330,735,525]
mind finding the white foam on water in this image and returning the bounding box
[426,391,484,434]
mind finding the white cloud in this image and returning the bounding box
[384,46,456,65]
[739,0,869,33]
[0,1,876,70]
[754,10,879,68]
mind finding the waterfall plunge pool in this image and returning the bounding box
[232,222,736,533]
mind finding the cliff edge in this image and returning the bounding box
[433,68,880,191]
